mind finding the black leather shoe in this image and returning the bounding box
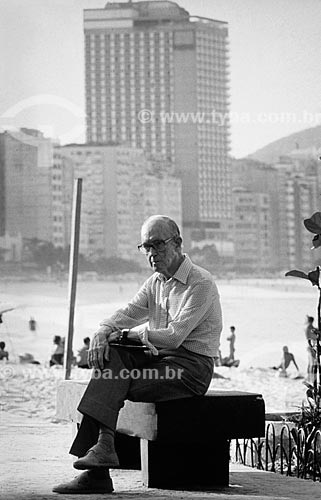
[52,470,114,494]
[73,443,119,470]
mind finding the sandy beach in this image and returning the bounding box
[0,277,316,421]
[0,357,308,422]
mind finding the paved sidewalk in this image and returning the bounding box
[1,415,321,500]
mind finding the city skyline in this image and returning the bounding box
[1,0,321,158]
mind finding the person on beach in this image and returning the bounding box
[77,337,91,369]
[305,315,318,382]
[275,346,299,377]
[49,335,65,367]
[227,325,236,362]
[29,317,37,332]
[220,326,239,367]
[53,215,223,494]
[0,341,9,361]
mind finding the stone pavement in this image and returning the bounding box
[1,415,321,500]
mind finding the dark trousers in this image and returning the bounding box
[49,353,63,366]
[70,345,213,457]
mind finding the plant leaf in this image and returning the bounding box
[304,212,321,234]
[308,267,320,287]
[285,270,309,280]
[312,234,321,249]
[306,388,314,399]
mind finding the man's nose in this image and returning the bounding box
[149,246,158,256]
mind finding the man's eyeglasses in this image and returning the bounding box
[138,237,175,255]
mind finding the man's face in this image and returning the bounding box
[140,220,181,278]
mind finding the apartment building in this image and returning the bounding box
[232,156,319,272]
[0,129,55,260]
[83,0,231,255]
[59,143,181,261]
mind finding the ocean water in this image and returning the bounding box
[218,279,317,370]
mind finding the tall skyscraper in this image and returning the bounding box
[84,1,231,252]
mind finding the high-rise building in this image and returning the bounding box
[232,188,272,273]
[83,1,231,252]
[232,156,320,272]
[52,148,74,249]
[59,144,181,262]
[0,129,72,261]
[232,159,280,271]
[0,129,56,247]
[0,127,181,263]
[274,160,317,271]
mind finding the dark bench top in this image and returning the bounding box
[56,380,265,441]
[155,390,265,442]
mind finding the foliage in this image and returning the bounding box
[288,380,321,479]
[92,257,141,275]
[286,211,321,473]
[290,381,321,432]
[304,212,321,249]
[22,238,142,275]
[23,238,69,270]
[189,244,221,273]
[285,267,320,287]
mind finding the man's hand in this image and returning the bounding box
[88,326,113,370]
[108,331,121,342]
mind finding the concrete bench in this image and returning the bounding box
[56,379,265,489]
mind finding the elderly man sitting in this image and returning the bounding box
[53,215,222,494]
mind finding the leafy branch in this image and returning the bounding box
[304,212,321,249]
[285,212,321,440]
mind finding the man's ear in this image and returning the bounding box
[175,236,182,247]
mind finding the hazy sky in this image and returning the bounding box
[1,0,321,157]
